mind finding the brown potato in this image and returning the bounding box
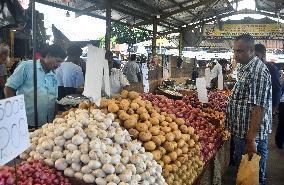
[163,141,175,152]
[119,99,130,111]
[149,117,159,125]
[123,116,137,129]
[130,102,139,110]
[137,107,147,114]
[175,118,185,125]
[129,128,139,139]
[140,113,150,121]
[152,150,162,161]
[165,132,175,142]
[143,141,156,151]
[152,136,162,146]
[149,126,160,136]
[128,91,140,100]
[139,132,152,142]
[179,125,188,134]
[120,90,128,99]
[165,116,172,123]
[135,122,148,132]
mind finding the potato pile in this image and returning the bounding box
[20,108,166,185]
[100,90,204,184]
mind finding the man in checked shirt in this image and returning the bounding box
[225,34,272,185]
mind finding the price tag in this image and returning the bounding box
[196,78,208,103]
[205,68,211,88]
[0,95,30,165]
[218,73,224,90]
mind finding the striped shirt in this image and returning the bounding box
[225,57,272,140]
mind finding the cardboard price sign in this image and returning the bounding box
[0,95,30,165]
[196,78,208,103]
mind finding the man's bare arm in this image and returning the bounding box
[246,106,265,156]
[4,86,16,98]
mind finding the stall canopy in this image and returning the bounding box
[0,0,25,27]
[35,0,283,34]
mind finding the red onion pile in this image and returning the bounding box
[0,160,71,185]
[208,91,228,112]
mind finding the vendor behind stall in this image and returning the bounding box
[210,59,222,89]
[56,47,85,101]
[110,59,129,96]
[4,45,66,128]
[0,44,9,99]
[123,54,141,83]
[66,45,86,76]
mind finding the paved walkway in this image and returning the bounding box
[222,118,284,185]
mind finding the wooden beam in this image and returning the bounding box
[152,18,157,55]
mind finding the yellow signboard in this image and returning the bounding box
[204,24,284,39]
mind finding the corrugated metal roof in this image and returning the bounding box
[35,0,284,34]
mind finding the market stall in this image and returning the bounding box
[0,88,231,185]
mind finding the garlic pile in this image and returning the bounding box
[21,108,166,185]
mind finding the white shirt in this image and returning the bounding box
[110,68,130,95]
[210,62,222,80]
[56,62,84,88]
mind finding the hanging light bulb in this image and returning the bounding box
[66,11,70,17]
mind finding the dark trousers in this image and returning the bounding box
[276,102,284,146]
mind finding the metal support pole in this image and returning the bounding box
[32,0,38,128]
[105,5,111,51]
[152,18,157,55]
[179,30,183,57]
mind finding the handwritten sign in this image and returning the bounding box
[0,95,30,165]
[196,78,208,103]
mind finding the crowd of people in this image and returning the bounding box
[0,44,144,128]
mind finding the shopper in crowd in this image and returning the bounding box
[110,59,129,96]
[177,56,183,68]
[123,54,141,83]
[55,55,84,101]
[255,44,282,113]
[4,45,66,128]
[0,44,9,99]
[277,88,284,149]
[66,45,86,76]
[225,34,272,185]
[210,59,222,89]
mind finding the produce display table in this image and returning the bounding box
[193,141,230,185]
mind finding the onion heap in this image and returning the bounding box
[207,91,228,112]
[20,108,165,185]
[101,91,204,185]
[0,160,70,185]
[142,93,224,163]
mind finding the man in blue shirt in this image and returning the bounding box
[4,45,66,128]
[255,44,282,149]
[255,44,282,113]
[56,45,85,102]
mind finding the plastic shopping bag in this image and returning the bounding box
[236,154,261,185]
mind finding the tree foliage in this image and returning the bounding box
[111,22,151,45]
